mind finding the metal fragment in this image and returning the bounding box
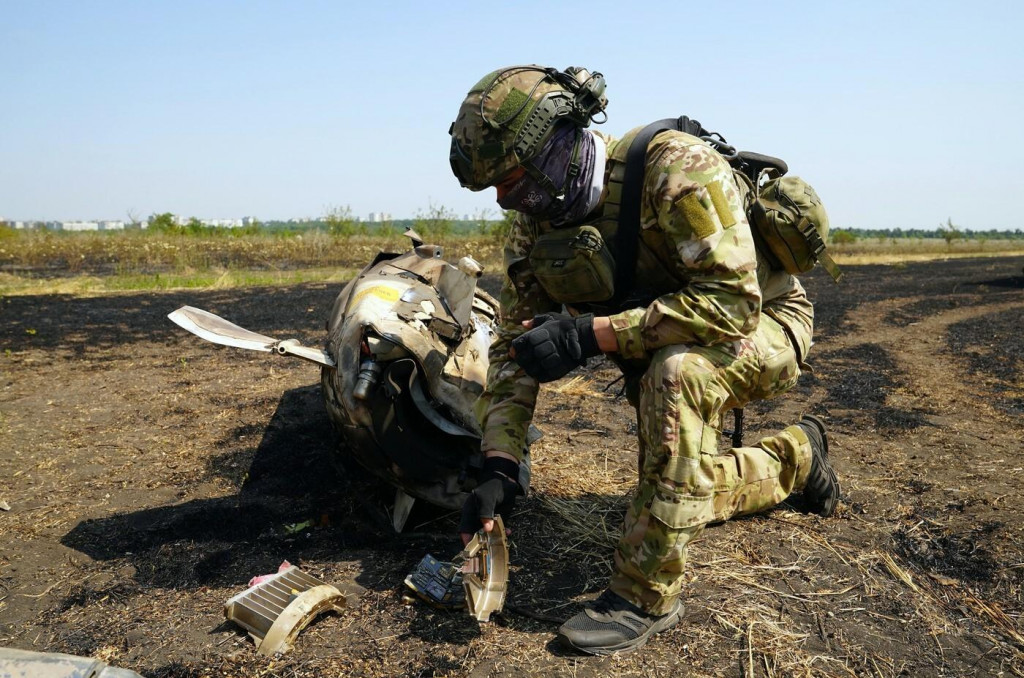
[0,647,143,678]
[403,554,466,609]
[460,515,509,622]
[168,306,335,367]
[224,565,345,656]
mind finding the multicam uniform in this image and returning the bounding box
[475,128,818,615]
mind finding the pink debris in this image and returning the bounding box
[248,560,293,588]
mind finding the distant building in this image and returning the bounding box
[62,221,100,232]
[6,220,129,231]
[171,215,246,228]
[204,218,243,228]
[368,212,392,223]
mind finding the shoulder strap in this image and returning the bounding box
[613,116,790,306]
[614,116,703,305]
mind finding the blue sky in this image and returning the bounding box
[2,0,1021,229]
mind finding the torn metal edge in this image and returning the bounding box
[461,515,509,622]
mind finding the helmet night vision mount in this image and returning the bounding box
[449,65,608,191]
[496,66,608,163]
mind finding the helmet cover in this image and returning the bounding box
[449,65,606,190]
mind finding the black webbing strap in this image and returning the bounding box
[613,116,707,306]
[732,407,744,448]
[612,120,752,447]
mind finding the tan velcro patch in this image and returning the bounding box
[707,180,737,229]
[674,191,718,240]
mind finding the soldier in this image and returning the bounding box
[449,65,840,655]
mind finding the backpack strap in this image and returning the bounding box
[611,116,793,304]
[796,216,844,281]
[613,116,704,306]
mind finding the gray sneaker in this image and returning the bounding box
[796,414,841,517]
[557,590,683,655]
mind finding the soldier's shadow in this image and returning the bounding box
[61,384,424,594]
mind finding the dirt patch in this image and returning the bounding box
[817,342,934,433]
[2,256,1024,677]
[947,304,1024,416]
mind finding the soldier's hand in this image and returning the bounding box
[459,455,522,545]
[511,313,600,383]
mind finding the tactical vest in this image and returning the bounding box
[527,126,693,315]
[527,119,839,310]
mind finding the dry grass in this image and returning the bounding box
[830,237,1024,265]
[3,230,1022,294]
[4,254,1024,676]
[0,231,506,294]
[0,267,361,296]
[0,230,506,275]
[515,423,1024,677]
[3,229,1023,675]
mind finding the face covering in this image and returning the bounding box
[496,171,552,215]
[496,124,601,226]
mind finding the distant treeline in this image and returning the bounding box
[134,214,1024,240]
[832,227,1024,242]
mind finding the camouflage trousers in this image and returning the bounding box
[609,315,814,615]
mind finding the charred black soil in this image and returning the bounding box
[2,256,1023,677]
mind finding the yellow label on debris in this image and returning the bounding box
[349,285,400,309]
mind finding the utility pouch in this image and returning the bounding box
[747,176,843,282]
[529,225,616,304]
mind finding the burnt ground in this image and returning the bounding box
[1,256,1022,677]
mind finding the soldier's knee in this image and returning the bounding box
[641,346,716,406]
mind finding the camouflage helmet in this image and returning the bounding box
[749,176,843,282]
[449,65,608,191]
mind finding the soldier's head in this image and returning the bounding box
[449,65,608,222]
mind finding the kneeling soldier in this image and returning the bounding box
[449,65,840,655]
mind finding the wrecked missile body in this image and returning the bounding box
[169,235,532,530]
[320,241,519,515]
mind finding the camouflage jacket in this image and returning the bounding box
[476,128,811,460]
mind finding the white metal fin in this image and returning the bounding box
[168,306,277,351]
[168,306,335,368]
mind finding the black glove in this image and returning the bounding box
[459,456,522,536]
[511,312,601,383]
